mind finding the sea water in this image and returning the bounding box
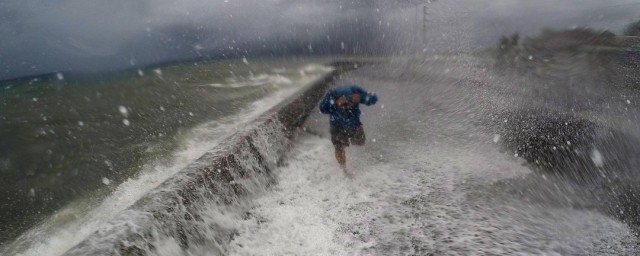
[0,56,334,255]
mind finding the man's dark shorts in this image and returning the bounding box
[330,125,366,148]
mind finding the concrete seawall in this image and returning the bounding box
[64,61,361,255]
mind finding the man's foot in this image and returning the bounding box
[342,166,355,178]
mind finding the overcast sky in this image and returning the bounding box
[0,0,385,80]
[0,0,638,81]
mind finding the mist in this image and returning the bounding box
[1,0,638,79]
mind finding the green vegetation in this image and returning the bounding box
[624,20,640,36]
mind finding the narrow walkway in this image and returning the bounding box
[229,61,638,255]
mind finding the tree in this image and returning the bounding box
[624,20,640,36]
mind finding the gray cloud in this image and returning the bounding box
[0,0,382,80]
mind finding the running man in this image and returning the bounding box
[319,85,378,175]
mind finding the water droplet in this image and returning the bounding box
[591,149,604,167]
[118,106,129,117]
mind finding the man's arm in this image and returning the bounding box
[354,86,378,106]
[319,90,338,114]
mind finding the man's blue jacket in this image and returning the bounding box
[319,85,378,129]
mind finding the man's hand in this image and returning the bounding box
[336,96,348,107]
[351,93,361,104]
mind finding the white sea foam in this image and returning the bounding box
[229,133,637,255]
[5,65,332,256]
[198,65,326,89]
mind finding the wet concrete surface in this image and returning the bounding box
[231,55,640,255]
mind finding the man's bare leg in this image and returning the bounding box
[335,146,346,167]
[335,146,354,177]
